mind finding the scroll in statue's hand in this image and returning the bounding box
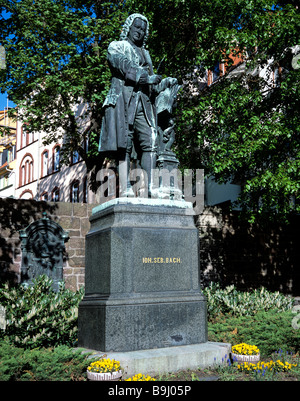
[147,74,162,85]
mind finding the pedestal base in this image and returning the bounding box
[81,342,231,378]
[78,198,207,352]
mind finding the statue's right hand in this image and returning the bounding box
[148,74,162,85]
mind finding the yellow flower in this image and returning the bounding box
[87,358,121,373]
[232,343,260,355]
[236,357,297,375]
[125,373,155,381]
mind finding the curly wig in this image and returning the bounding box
[119,13,149,47]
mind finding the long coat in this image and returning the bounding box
[98,39,155,153]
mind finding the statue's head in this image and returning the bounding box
[120,13,149,47]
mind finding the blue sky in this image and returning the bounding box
[0,93,15,111]
[1,9,15,111]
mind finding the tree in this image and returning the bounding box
[0,0,128,169]
[1,0,299,222]
[130,0,300,222]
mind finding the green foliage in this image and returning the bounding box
[0,275,84,349]
[181,64,300,223]
[130,0,300,222]
[0,0,128,164]
[203,282,294,318]
[208,310,300,357]
[204,283,299,357]
[0,340,93,381]
[0,274,298,379]
[1,0,299,220]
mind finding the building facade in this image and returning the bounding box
[0,108,17,198]
[14,120,98,203]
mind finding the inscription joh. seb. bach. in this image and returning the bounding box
[142,257,181,264]
[19,213,69,292]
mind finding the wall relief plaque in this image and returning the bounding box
[19,213,69,292]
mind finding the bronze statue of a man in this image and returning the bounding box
[99,13,177,197]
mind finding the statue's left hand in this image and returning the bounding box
[148,74,162,85]
[168,78,178,87]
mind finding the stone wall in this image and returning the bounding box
[0,198,96,291]
[197,205,300,296]
[0,198,299,295]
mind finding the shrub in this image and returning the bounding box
[208,310,300,357]
[203,282,294,318]
[0,339,92,381]
[0,275,84,349]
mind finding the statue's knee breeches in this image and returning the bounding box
[127,121,158,154]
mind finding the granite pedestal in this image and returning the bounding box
[78,198,207,352]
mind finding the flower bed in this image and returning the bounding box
[236,359,297,374]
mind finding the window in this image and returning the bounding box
[21,165,25,186]
[212,64,220,82]
[41,192,48,201]
[19,189,34,199]
[52,187,60,202]
[28,131,34,145]
[0,176,9,189]
[21,123,34,148]
[9,145,16,163]
[53,146,60,172]
[41,150,49,177]
[70,180,80,203]
[0,149,8,166]
[72,150,79,164]
[29,161,33,181]
[208,63,221,86]
[19,154,34,186]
